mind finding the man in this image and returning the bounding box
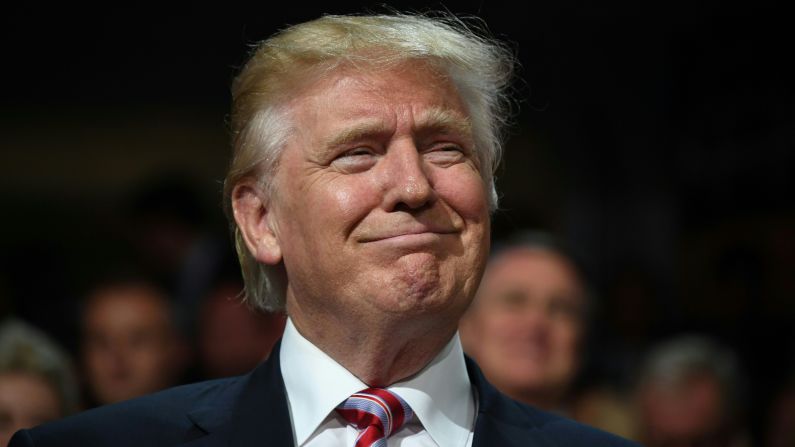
[80,278,188,406]
[461,237,638,439]
[460,234,588,411]
[197,278,285,378]
[636,335,750,447]
[0,319,79,446]
[11,13,637,446]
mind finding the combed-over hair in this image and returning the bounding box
[223,13,516,311]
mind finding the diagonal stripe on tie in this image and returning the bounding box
[336,388,414,447]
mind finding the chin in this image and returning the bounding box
[390,254,442,297]
[371,280,461,320]
[373,286,447,315]
[359,255,473,318]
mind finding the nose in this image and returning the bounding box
[521,302,552,337]
[380,140,436,211]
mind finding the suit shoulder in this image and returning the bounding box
[487,393,640,446]
[12,376,245,447]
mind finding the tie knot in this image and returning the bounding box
[336,388,413,443]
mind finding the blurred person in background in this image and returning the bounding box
[80,277,188,406]
[766,375,795,447]
[197,278,285,378]
[636,335,750,447]
[126,174,232,339]
[0,319,79,446]
[460,233,588,411]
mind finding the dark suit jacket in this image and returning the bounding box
[10,344,639,446]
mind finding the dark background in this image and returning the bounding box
[1,1,792,443]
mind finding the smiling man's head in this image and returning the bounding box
[224,14,515,314]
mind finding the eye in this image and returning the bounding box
[497,289,528,310]
[548,295,583,321]
[424,144,466,165]
[346,147,374,157]
[331,147,378,172]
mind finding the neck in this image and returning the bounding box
[288,307,459,386]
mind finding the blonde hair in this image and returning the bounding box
[224,13,516,311]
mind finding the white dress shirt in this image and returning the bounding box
[280,318,476,446]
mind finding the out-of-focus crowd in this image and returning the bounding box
[0,180,793,447]
[460,233,795,447]
[0,178,287,445]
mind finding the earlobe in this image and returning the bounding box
[231,182,282,265]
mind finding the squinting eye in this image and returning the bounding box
[439,145,464,152]
[331,147,378,172]
[346,147,373,157]
[425,145,465,163]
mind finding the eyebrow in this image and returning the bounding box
[414,107,473,140]
[323,106,473,153]
[326,120,392,149]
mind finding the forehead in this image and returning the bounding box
[84,285,170,325]
[286,61,471,135]
[482,248,584,293]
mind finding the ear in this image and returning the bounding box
[231,181,282,265]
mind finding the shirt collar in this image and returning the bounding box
[280,318,475,446]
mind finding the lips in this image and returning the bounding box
[356,223,459,243]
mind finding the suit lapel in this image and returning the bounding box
[228,342,295,446]
[467,357,555,447]
[179,341,295,447]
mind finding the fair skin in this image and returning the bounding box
[233,61,490,386]
[0,372,61,446]
[82,284,184,404]
[460,248,586,409]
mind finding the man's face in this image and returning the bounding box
[639,374,726,447]
[198,282,286,378]
[81,285,180,404]
[0,373,61,446]
[461,248,585,406]
[266,62,490,331]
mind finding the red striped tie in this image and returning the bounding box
[336,388,414,447]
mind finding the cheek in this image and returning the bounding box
[285,173,377,226]
[330,183,375,222]
[482,310,525,340]
[433,166,488,216]
[550,322,581,358]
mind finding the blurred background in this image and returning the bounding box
[0,2,791,446]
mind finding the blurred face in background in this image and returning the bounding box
[638,373,728,447]
[81,283,183,405]
[0,372,61,445]
[198,281,286,378]
[461,247,586,408]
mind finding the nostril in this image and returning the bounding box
[392,200,433,213]
[390,178,436,211]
